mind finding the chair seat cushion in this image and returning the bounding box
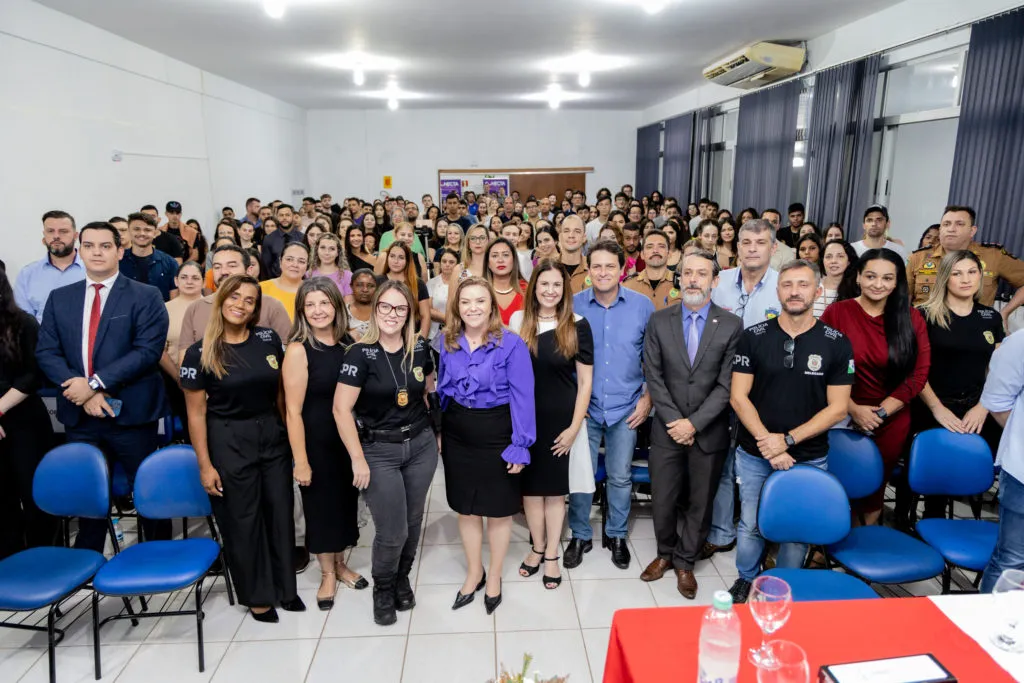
[762,568,879,602]
[916,519,998,571]
[828,526,944,584]
[94,539,220,596]
[0,547,106,611]
[631,464,650,485]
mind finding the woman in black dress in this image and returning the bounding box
[0,267,57,559]
[509,260,593,589]
[282,278,366,612]
[181,275,303,622]
[346,224,377,274]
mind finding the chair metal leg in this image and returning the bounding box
[941,566,952,594]
[92,592,102,680]
[139,595,149,613]
[196,579,206,672]
[47,604,57,683]
[208,516,235,606]
[121,597,140,627]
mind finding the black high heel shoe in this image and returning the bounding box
[452,570,486,610]
[518,547,544,578]
[542,555,562,590]
[484,579,502,615]
[249,607,279,623]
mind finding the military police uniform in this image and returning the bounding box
[907,242,1024,306]
[559,256,590,295]
[623,269,682,310]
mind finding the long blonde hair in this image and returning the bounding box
[519,259,578,358]
[358,280,418,368]
[920,250,983,330]
[287,277,349,348]
[461,224,490,266]
[443,277,504,351]
[201,275,262,379]
[310,232,349,272]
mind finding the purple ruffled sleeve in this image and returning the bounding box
[501,334,536,465]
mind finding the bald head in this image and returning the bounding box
[560,214,586,253]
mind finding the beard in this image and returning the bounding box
[47,240,74,258]
[682,286,711,307]
[783,298,813,315]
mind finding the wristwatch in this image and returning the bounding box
[784,433,796,449]
[88,375,103,392]
[873,407,889,420]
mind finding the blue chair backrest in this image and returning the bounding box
[758,466,851,545]
[827,429,884,500]
[33,442,110,519]
[908,429,994,497]
[134,445,212,519]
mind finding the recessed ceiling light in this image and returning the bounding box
[387,97,399,111]
[520,85,586,106]
[312,52,402,72]
[596,0,676,15]
[353,69,365,86]
[537,51,631,75]
[263,0,285,19]
[578,72,591,88]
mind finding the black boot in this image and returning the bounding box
[373,576,397,626]
[395,556,416,611]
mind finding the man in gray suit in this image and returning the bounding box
[640,250,743,598]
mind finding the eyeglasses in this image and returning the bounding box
[783,339,795,369]
[376,302,410,317]
[735,292,750,320]
[469,235,489,243]
[282,256,308,266]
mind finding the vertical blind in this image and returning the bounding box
[732,80,801,213]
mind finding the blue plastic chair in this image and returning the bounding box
[91,445,233,677]
[825,430,945,585]
[908,429,998,593]
[758,467,880,601]
[0,443,110,683]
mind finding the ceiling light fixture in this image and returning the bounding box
[578,71,591,88]
[547,83,563,109]
[353,69,365,86]
[263,0,286,19]
[387,97,399,111]
[640,0,669,14]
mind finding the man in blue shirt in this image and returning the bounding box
[118,212,178,301]
[15,210,86,322]
[980,331,1024,592]
[568,240,655,570]
[703,218,782,561]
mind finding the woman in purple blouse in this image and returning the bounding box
[438,277,536,615]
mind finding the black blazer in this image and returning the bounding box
[643,302,743,453]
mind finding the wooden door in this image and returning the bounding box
[510,173,586,201]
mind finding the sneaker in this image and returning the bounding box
[728,577,752,604]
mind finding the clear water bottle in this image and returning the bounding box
[697,590,741,683]
[112,517,125,546]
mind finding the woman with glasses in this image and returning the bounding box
[261,242,309,322]
[283,279,366,611]
[448,224,490,299]
[438,277,535,614]
[180,275,303,622]
[334,281,438,626]
[821,249,931,525]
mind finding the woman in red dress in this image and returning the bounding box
[485,237,528,326]
[820,248,930,524]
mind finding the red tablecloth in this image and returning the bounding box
[605,597,1014,682]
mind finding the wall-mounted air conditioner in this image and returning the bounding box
[703,42,806,90]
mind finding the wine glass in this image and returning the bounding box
[756,640,810,683]
[748,575,793,666]
[991,569,1024,652]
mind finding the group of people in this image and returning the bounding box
[3,186,1022,632]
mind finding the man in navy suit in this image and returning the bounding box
[36,221,171,551]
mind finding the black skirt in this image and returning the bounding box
[441,402,522,517]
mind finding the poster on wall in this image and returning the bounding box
[439,177,462,198]
[481,175,509,197]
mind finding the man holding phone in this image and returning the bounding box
[36,221,172,552]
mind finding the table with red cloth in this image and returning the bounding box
[604,596,1017,682]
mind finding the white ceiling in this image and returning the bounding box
[38,0,903,110]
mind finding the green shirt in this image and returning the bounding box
[377,229,426,256]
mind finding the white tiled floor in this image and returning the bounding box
[0,467,954,683]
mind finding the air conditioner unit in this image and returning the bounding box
[703,42,806,89]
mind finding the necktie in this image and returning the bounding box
[87,283,104,376]
[687,311,700,366]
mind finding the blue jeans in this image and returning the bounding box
[706,447,737,546]
[981,471,1024,593]
[568,416,637,540]
[735,446,827,581]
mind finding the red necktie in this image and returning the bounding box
[87,283,104,376]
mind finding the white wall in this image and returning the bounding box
[306,109,641,202]
[0,0,308,280]
[640,0,1024,124]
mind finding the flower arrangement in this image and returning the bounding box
[490,654,568,683]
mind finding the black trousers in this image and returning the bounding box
[207,413,296,607]
[66,417,170,552]
[0,397,59,559]
[649,425,727,571]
